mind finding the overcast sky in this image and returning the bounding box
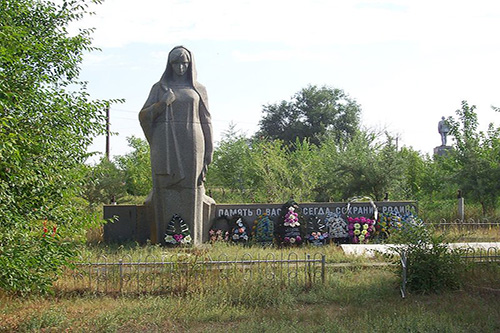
[79,0,500,163]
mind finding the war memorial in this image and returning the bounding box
[103,46,417,246]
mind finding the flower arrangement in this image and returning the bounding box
[164,214,192,245]
[209,216,231,243]
[277,200,303,246]
[375,212,422,240]
[375,212,403,239]
[209,229,229,242]
[231,217,249,243]
[347,216,375,244]
[283,235,302,244]
[252,213,274,245]
[306,215,329,246]
[324,212,349,242]
[284,206,300,227]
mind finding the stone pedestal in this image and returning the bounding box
[434,145,452,157]
[151,187,215,245]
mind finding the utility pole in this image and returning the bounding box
[105,105,110,161]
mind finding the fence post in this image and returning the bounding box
[119,259,123,294]
[400,251,407,299]
[457,190,465,221]
[321,254,326,284]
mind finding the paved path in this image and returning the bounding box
[341,242,500,257]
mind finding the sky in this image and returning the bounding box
[79,0,500,163]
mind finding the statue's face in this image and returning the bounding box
[172,61,189,76]
[170,52,190,76]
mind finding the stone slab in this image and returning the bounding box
[341,242,500,258]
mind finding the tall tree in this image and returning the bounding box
[0,0,114,293]
[257,85,361,147]
[115,136,152,197]
[448,101,500,215]
[316,131,405,201]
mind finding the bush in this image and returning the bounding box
[389,221,467,293]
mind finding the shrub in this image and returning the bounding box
[389,221,467,294]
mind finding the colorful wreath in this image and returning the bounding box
[252,213,274,245]
[306,215,329,246]
[324,212,349,242]
[347,216,376,244]
[164,214,192,245]
[346,197,378,244]
[277,200,303,246]
[209,216,231,243]
[231,217,249,243]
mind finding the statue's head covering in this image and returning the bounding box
[156,45,208,109]
[160,46,196,85]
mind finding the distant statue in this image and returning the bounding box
[438,116,450,146]
[139,46,214,244]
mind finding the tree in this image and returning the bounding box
[257,85,361,147]
[205,125,254,203]
[115,136,152,197]
[448,101,500,215]
[81,158,127,208]
[0,0,113,293]
[316,131,405,201]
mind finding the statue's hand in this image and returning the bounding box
[163,88,176,106]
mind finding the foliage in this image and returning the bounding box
[205,125,254,202]
[257,85,361,147]
[0,0,111,293]
[115,136,152,196]
[447,101,500,215]
[389,222,467,294]
[317,131,405,201]
[206,128,320,203]
[81,158,126,208]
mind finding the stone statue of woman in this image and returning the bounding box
[139,46,214,244]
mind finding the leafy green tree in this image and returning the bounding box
[448,101,500,215]
[257,85,361,147]
[115,136,152,196]
[317,131,405,201]
[81,158,127,208]
[205,125,254,203]
[0,0,113,293]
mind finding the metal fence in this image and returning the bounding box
[399,246,500,298]
[56,253,328,294]
[57,247,499,297]
[429,218,500,229]
[461,246,500,263]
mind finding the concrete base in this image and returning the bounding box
[434,145,453,157]
[341,242,500,258]
[103,199,216,245]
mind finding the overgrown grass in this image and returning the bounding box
[2,226,498,331]
[1,264,498,332]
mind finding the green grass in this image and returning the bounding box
[1,240,499,332]
[1,265,498,332]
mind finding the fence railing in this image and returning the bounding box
[399,246,499,297]
[56,253,328,294]
[429,219,500,229]
[461,246,500,263]
[57,246,499,296]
